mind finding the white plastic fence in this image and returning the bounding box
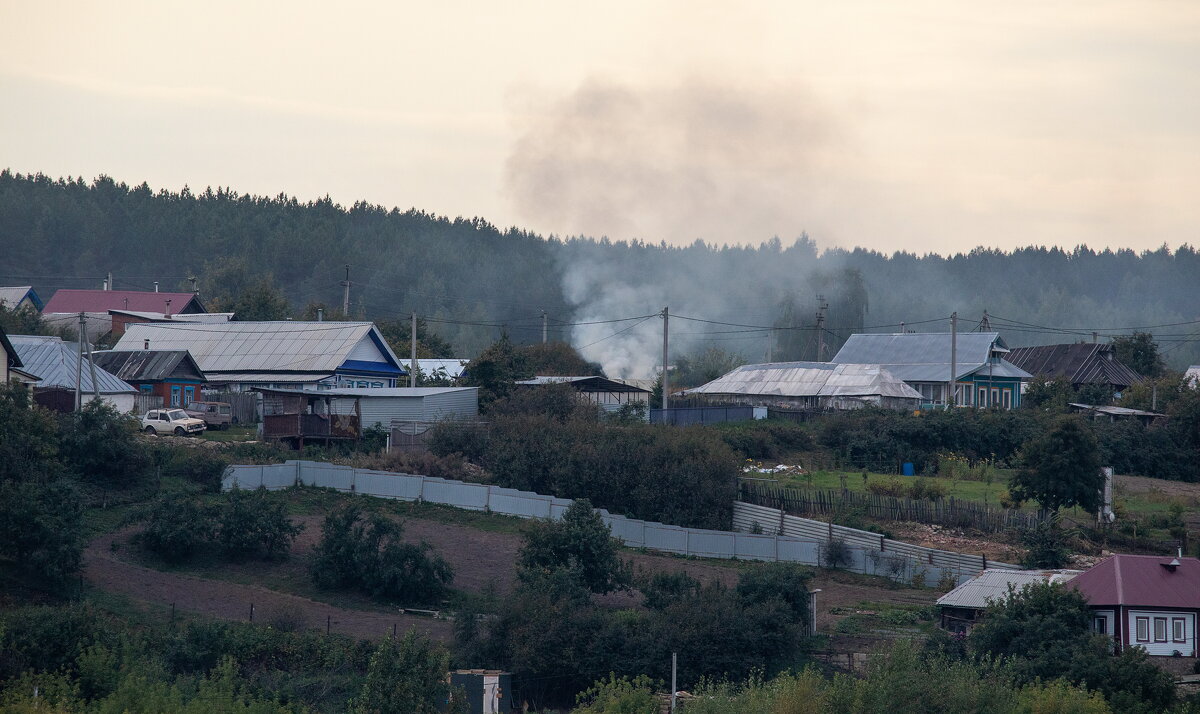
[223,461,1012,586]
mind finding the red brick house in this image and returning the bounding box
[91,350,207,409]
[1071,554,1200,661]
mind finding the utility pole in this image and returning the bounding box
[815,295,828,361]
[75,313,85,411]
[670,652,677,713]
[106,272,112,291]
[341,265,351,316]
[189,276,198,294]
[410,312,418,388]
[979,310,991,332]
[949,312,958,409]
[84,322,99,403]
[661,307,670,412]
[542,310,548,344]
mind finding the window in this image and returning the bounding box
[1154,617,1167,642]
[1002,390,1012,409]
[978,388,987,406]
[170,385,181,407]
[184,387,195,404]
[991,388,1000,406]
[1173,618,1186,643]
[1136,617,1150,642]
[1093,617,1107,634]
[140,384,153,393]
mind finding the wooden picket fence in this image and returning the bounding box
[739,481,1044,533]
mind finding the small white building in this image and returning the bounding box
[9,335,137,412]
[258,386,479,430]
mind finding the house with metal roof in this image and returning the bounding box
[1006,343,1143,399]
[91,350,207,409]
[0,286,43,311]
[1,326,41,389]
[112,321,406,391]
[44,289,207,316]
[515,375,651,408]
[1070,554,1200,658]
[682,361,922,411]
[936,568,1081,633]
[831,332,1032,409]
[1185,366,1199,388]
[9,335,137,412]
[108,309,235,338]
[1068,403,1165,425]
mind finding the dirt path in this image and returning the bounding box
[84,530,453,642]
[85,513,935,641]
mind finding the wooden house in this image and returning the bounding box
[1006,343,1143,399]
[254,387,362,448]
[831,332,1031,409]
[91,349,207,409]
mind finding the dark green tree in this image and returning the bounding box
[57,399,152,486]
[216,487,303,560]
[517,342,602,377]
[1111,332,1165,378]
[351,631,466,714]
[0,479,85,582]
[1009,417,1102,513]
[0,384,61,483]
[464,334,534,410]
[517,499,631,594]
[376,316,456,360]
[133,492,213,563]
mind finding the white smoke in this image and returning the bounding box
[561,261,666,378]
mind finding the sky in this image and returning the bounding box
[1,1,1198,254]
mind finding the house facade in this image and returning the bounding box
[831,332,1031,409]
[113,321,406,391]
[0,286,44,311]
[9,335,137,412]
[91,350,207,409]
[1071,554,1200,661]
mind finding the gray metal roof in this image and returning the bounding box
[683,361,921,400]
[832,332,1031,382]
[1068,403,1165,418]
[113,321,401,375]
[0,286,39,309]
[9,335,136,394]
[109,310,235,323]
[255,386,478,398]
[936,568,1080,609]
[417,358,469,378]
[91,350,205,382]
[516,376,651,393]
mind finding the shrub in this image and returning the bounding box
[821,539,853,569]
[908,478,947,501]
[133,493,213,563]
[867,478,907,498]
[639,572,701,611]
[216,487,303,561]
[735,563,812,623]
[517,499,631,595]
[0,478,85,582]
[57,400,152,487]
[574,674,660,714]
[310,503,453,604]
[155,447,229,492]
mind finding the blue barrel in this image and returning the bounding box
[902,462,915,476]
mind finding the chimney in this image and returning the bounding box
[1163,558,1181,573]
[144,339,150,350]
[164,299,172,318]
[124,297,129,309]
[317,307,324,322]
[154,281,159,293]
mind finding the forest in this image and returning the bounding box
[1,170,1198,372]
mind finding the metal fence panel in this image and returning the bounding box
[299,462,353,491]
[488,490,552,519]
[686,530,736,559]
[776,537,820,565]
[260,464,296,490]
[643,524,689,555]
[734,533,778,561]
[604,516,646,548]
[423,480,489,511]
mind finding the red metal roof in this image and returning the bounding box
[1070,554,1200,609]
[43,290,205,315]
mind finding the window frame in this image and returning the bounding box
[1154,617,1168,643]
[1136,617,1150,642]
[1002,389,1012,409]
[1093,617,1107,634]
[1173,618,1186,643]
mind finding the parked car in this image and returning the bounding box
[186,401,235,430]
[141,408,206,436]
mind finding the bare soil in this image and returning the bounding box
[87,512,938,642]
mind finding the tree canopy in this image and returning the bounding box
[1009,417,1103,512]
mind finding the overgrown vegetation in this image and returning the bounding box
[132,487,303,564]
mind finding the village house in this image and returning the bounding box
[682,361,922,411]
[1,326,41,389]
[108,309,235,338]
[113,321,406,391]
[91,349,207,409]
[1071,554,1200,665]
[9,335,137,412]
[936,568,1081,633]
[0,285,44,311]
[41,288,209,339]
[831,332,1031,409]
[1006,343,1143,400]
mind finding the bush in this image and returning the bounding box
[867,477,907,498]
[57,400,152,487]
[216,487,303,561]
[735,563,812,623]
[517,499,631,595]
[821,539,853,569]
[639,572,701,611]
[0,479,85,582]
[715,421,813,460]
[310,503,453,604]
[133,493,213,563]
[155,447,229,492]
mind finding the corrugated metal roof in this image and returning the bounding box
[113,321,402,375]
[9,335,136,394]
[256,387,478,398]
[207,372,331,383]
[1068,403,1164,418]
[516,376,651,393]
[832,332,1031,382]
[91,350,204,382]
[1007,343,1143,388]
[1070,555,1200,608]
[45,289,206,314]
[0,286,41,310]
[683,361,921,400]
[1183,366,1198,387]
[417,358,469,378]
[109,310,235,323]
[937,568,1081,609]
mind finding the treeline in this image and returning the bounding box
[2,171,1199,366]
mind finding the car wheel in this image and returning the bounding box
[221,422,230,431]
[174,427,186,436]
[144,426,157,435]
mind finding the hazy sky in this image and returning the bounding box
[2,1,1197,254]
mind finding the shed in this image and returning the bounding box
[417,358,470,381]
[1006,343,1143,394]
[683,361,921,411]
[936,568,1080,633]
[256,387,479,429]
[515,376,650,407]
[1068,403,1166,425]
[9,335,137,412]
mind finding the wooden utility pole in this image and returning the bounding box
[75,313,85,411]
[950,312,960,408]
[410,311,418,388]
[661,307,670,412]
[542,310,548,344]
[815,296,829,361]
[341,265,351,316]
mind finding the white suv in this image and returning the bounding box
[141,409,207,436]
